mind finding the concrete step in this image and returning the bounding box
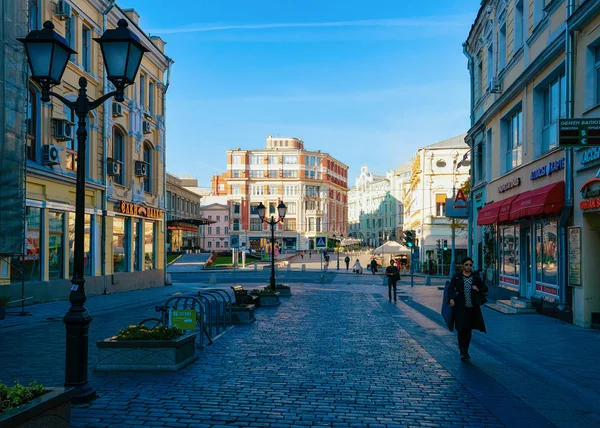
[510,297,534,308]
[485,300,537,314]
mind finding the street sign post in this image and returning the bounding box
[559,119,600,147]
[169,309,196,330]
[230,235,239,249]
[315,236,327,249]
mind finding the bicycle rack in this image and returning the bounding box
[197,289,234,341]
[162,295,212,348]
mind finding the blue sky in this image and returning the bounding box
[123,0,481,186]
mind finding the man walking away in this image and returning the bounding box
[385,260,400,302]
[344,255,350,271]
[370,259,378,275]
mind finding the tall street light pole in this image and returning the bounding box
[257,201,287,290]
[19,19,148,403]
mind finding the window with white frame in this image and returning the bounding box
[250,155,262,164]
[284,185,298,196]
[250,218,262,231]
[268,155,278,164]
[230,170,242,178]
[268,170,278,178]
[233,219,240,231]
[514,0,524,52]
[283,155,297,164]
[231,185,241,195]
[541,73,566,153]
[232,155,242,164]
[268,185,278,195]
[250,185,264,196]
[249,170,262,178]
[287,202,297,214]
[282,169,297,178]
[504,109,523,172]
[82,25,91,72]
[216,227,220,234]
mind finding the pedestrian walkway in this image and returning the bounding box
[0,277,598,426]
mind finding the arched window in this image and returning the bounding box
[112,127,125,185]
[143,142,152,193]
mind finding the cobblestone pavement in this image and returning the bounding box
[2,277,598,427]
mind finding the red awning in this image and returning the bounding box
[498,195,519,222]
[509,181,565,221]
[477,200,503,225]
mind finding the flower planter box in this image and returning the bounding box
[275,285,292,297]
[258,292,280,306]
[95,332,198,371]
[231,304,256,324]
[0,387,75,428]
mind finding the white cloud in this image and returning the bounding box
[149,16,471,35]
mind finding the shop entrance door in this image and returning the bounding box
[520,225,533,298]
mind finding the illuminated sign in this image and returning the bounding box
[118,201,162,219]
[530,158,565,180]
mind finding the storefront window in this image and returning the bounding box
[535,220,558,285]
[48,212,64,280]
[68,213,91,277]
[500,224,519,279]
[144,221,155,270]
[23,207,41,281]
[133,218,141,271]
[113,217,127,273]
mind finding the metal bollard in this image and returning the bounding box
[301,264,306,271]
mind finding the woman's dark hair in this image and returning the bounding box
[461,257,474,265]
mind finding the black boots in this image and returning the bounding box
[460,348,471,360]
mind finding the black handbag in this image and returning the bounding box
[472,290,488,306]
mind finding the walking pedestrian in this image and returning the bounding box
[448,257,488,360]
[344,255,350,271]
[385,260,400,302]
[370,259,377,275]
[353,259,362,274]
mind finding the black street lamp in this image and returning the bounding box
[257,201,286,290]
[332,234,343,270]
[19,19,148,403]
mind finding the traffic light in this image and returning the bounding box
[403,230,415,248]
[443,240,448,251]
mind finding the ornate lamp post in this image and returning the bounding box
[332,234,343,270]
[256,201,286,290]
[19,19,148,403]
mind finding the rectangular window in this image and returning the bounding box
[233,219,240,231]
[498,24,506,71]
[48,212,64,280]
[249,170,262,178]
[283,155,297,164]
[250,204,260,215]
[287,202,297,214]
[268,170,278,178]
[23,207,41,281]
[233,203,240,214]
[225,227,228,234]
[268,185,278,195]
[250,218,262,231]
[208,227,212,234]
[474,139,484,183]
[132,218,141,271]
[500,224,520,282]
[232,155,242,164]
[514,0,524,51]
[487,44,494,89]
[113,217,127,273]
[140,74,145,109]
[68,213,92,277]
[535,220,558,286]
[282,169,297,178]
[269,203,276,214]
[308,218,315,232]
[435,194,446,217]
[208,241,212,248]
[216,242,221,248]
[534,0,545,26]
[250,155,262,164]
[477,60,483,100]
[148,82,154,114]
[542,73,566,153]
[82,26,91,72]
[65,14,75,51]
[144,221,155,270]
[268,155,278,164]
[216,215,220,221]
[231,185,241,195]
[505,110,523,172]
[216,227,221,234]
[284,218,296,231]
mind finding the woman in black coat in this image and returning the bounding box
[449,257,488,360]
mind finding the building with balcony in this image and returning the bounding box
[402,135,470,272]
[0,1,172,304]
[465,0,600,326]
[212,136,348,251]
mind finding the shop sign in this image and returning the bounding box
[580,175,600,209]
[169,309,196,330]
[445,189,469,218]
[498,177,521,193]
[118,201,162,219]
[580,198,600,210]
[580,147,600,165]
[568,227,581,286]
[167,225,198,232]
[530,158,565,180]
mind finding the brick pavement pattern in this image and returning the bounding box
[67,289,500,427]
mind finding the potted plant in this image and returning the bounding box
[0,381,76,428]
[275,283,292,297]
[254,288,281,306]
[96,325,197,371]
[0,296,10,321]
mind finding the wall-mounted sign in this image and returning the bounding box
[445,189,469,219]
[559,119,600,147]
[568,227,581,286]
[580,176,600,200]
[498,177,521,193]
[118,201,162,219]
[530,158,565,180]
[580,147,600,165]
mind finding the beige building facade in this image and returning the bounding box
[0,1,172,303]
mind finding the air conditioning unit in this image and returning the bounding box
[42,144,61,165]
[112,102,123,117]
[490,77,502,94]
[134,160,148,177]
[52,119,73,141]
[54,0,72,20]
[142,121,151,134]
[106,158,121,176]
